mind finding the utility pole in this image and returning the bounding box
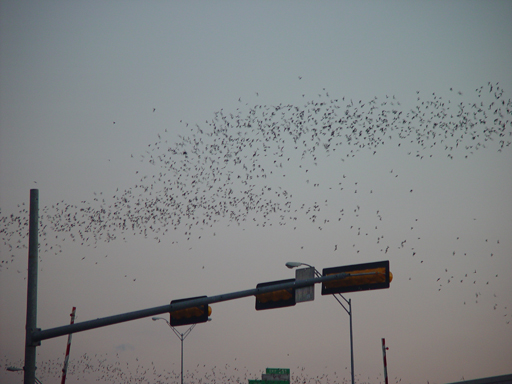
[24,189,39,384]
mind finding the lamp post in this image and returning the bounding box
[152,317,210,384]
[6,367,43,384]
[286,262,355,384]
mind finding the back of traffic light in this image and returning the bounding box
[255,279,296,310]
[170,296,212,326]
[322,260,392,295]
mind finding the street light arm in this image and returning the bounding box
[153,315,204,384]
[152,316,171,326]
[153,317,183,339]
[6,366,43,384]
[285,261,350,307]
[335,291,350,306]
[285,261,321,277]
[182,323,196,340]
[285,262,304,269]
[332,292,350,315]
[170,325,183,339]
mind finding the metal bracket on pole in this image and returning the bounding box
[26,328,42,347]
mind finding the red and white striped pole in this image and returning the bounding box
[61,307,76,384]
[382,338,389,384]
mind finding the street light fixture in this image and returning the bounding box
[6,366,43,384]
[152,316,211,384]
[286,261,355,384]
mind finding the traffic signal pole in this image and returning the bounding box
[24,189,39,384]
[31,271,352,343]
[23,191,389,384]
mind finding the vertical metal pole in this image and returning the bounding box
[349,298,354,384]
[382,338,388,384]
[24,189,39,384]
[61,307,76,384]
[180,335,184,384]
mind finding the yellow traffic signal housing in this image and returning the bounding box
[170,296,211,326]
[322,260,392,295]
[255,279,296,310]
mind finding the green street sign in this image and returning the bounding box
[266,368,290,375]
[249,368,290,384]
[262,374,289,381]
[249,381,288,384]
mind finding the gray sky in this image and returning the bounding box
[1,2,511,384]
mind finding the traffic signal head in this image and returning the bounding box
[170,296,211,326]
[322,260,392,295]
[255,279,296,310]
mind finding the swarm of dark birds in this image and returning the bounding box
[1,83,510,321]
[0,83,511,384]
[0,353,400,384]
